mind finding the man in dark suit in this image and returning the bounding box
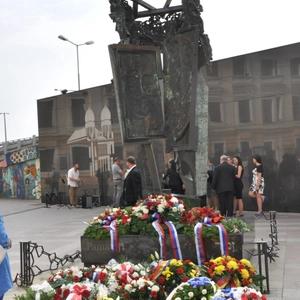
[212,155,236,217]
[123,156,143,207]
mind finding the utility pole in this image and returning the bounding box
[0,112,9,143]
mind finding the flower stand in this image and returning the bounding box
[81,233,243,266]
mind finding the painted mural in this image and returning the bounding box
[0,146,41,200]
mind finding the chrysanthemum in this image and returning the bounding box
[214,265,225,275]
[241,268,250,279]
[212,257,223,265]
[240,258,251,268]
[227,260,238,270]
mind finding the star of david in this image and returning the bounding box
[130,0,183,19]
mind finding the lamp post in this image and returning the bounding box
[58,35,94,90]
[0,112,9,143]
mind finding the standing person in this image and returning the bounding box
[212,155,236,217]
[163,160,186,194]
[123,156,142,207]
[50,167,60,194]
[96,168,110,205]
[233,156,244,217]
[111,157,125,208]
[206,159,218,210]
[0,212,13,300]
[67,164,81,208]
[248,154,268,219]
[227,156,233,165]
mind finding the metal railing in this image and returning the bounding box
[14,241,81,286]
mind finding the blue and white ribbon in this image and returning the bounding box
[103,219,119,252]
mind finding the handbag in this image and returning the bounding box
[0,244,7,264]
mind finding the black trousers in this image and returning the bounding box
[217,191,234,217]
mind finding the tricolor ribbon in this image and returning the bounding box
[194,217,228,266]
[152,213,182,260]
[152,219,167,259]
[150,260,171,281]
[164,220,182,260]
[103,219,119,252]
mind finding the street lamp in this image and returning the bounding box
[58,35,94,90]
[0,112,9,143]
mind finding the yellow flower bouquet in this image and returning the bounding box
[201,255,265,289]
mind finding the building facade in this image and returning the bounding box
[203,42,300,212]
[37,84,168,204]
[3,42,300,212]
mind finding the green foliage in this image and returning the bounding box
[14,288,55,300]
[183,217,253,241]
[83,224,110,240]
[83,223,131,240]
[130,215,158,237]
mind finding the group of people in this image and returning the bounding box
[112,156,142,208]
[66,153,268,218]
[66,156,143,209]
[207,154,268,219]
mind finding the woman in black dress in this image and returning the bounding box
[233,156,244,217]
[163,160,185,194]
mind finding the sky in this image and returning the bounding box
[1,0,300,142]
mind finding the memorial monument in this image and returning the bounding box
[108,0,212,197]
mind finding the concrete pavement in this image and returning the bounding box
[0,198,299,300]
[1,199,106,299]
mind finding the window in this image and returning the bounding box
[206,61,219,77]
[98,144,108,155]
[262,99,273,123]
[40,149,55,172]
[213,142,224,158]
[208,102,222,122]
[71,98,85,127]
[292,96,300,121]
[275,97,282,121]
[290,58,300,76]
[232,56,246,76]
[59,155,68,172]
[238,100,251,123]
[264,141,274,156]
[295,137,300,156]
[38,100,53,128]
[240,141,251,160]
[72,146,89,170]
[261,59,278,76]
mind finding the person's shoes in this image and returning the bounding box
[254,211,263,220]
[263,196,268,204]
[237,214,244,217]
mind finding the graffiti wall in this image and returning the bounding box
[0,146,41,200]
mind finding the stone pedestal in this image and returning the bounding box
[81,234,243,266]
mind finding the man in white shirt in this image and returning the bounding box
[67,164,81,207]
